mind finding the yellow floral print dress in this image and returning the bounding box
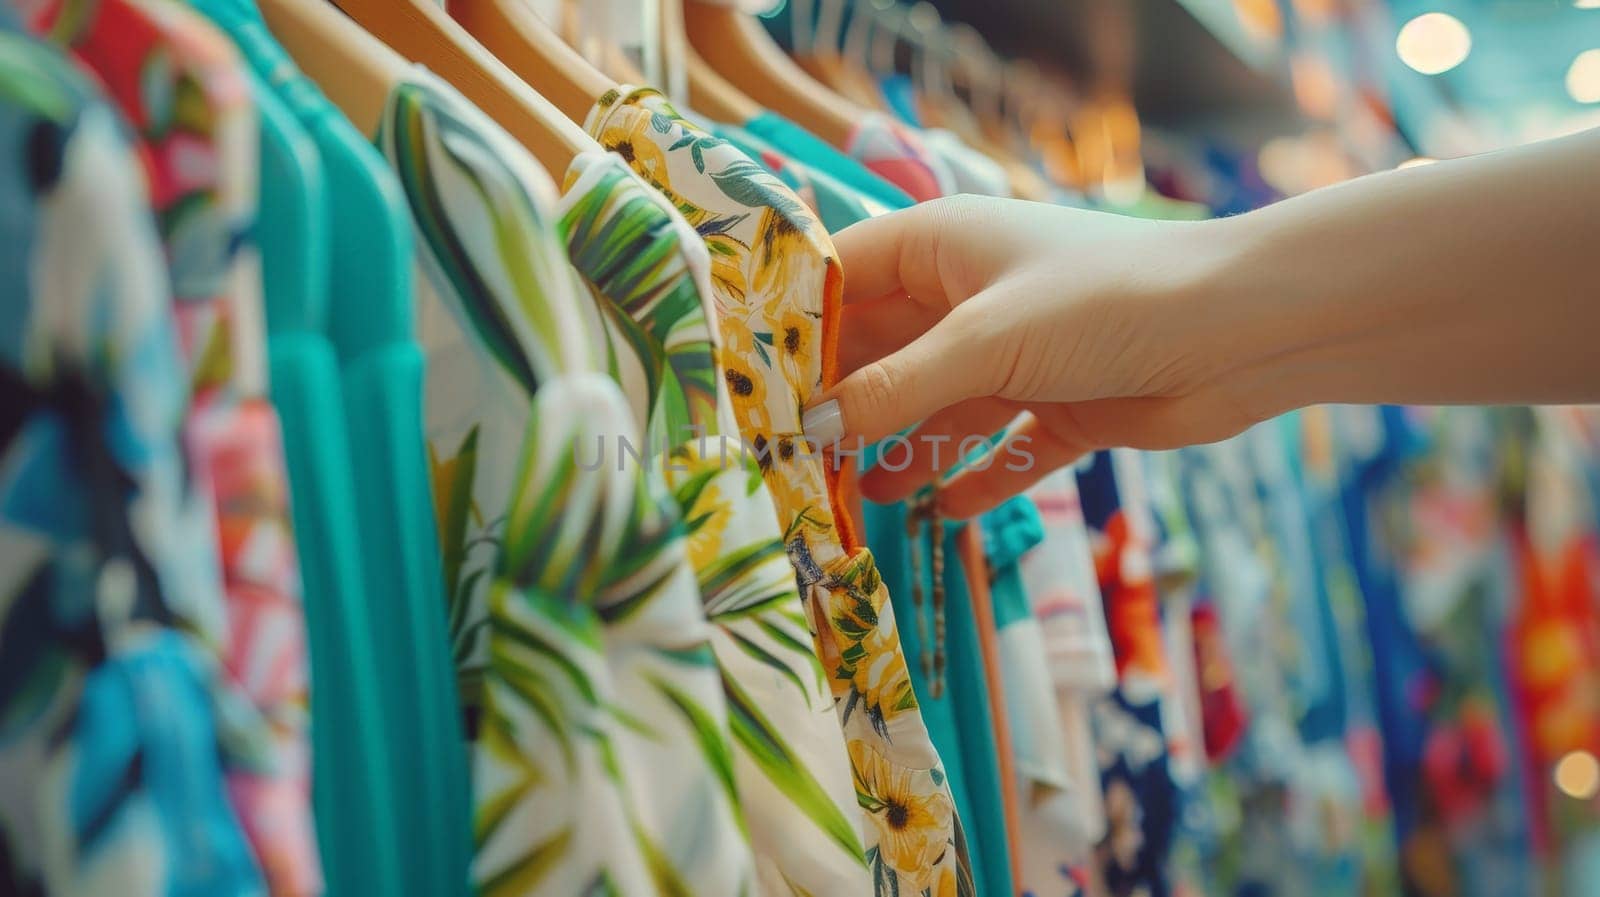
[587,86,974,897]
[560,150,871,896]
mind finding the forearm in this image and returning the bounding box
[1189,127,1600,417]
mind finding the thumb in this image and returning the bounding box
[804,309,995,446]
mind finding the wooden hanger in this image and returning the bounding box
[823,0,893,112]
[787,0,821,62]
[599,42,650,89]
[257,0,405,135]
[448,0,616,124]
[325,0,593,173]
[912,31,1061,202]
[680,0,862,146]
[902,2,955,128]
[663,0,759,123]
[905,14,996,147]
[837,0,896,112]
[787,0,852,100]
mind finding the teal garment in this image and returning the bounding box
[860,452,1014,897]
[940,521,1015,897]
[878,74,923,128]
[982,496,1047,629]
[194,5,471,897]
[237,63,407,897]
[715,122,877,233]
[861,497,986,893]
[744,110,915,210]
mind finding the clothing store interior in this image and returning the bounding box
[3,0,1600,896]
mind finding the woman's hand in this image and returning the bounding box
[806,195,1270,519]
[807,127,1600,518]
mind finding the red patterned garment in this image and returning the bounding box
[845,111,954,202]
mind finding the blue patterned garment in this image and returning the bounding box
[0,28,263,896]
[1076,451,1177,897]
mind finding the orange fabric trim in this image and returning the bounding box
[820,259,842,390]
[961,528,1025,893]
[820,257,862,551]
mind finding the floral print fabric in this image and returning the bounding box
[555,150,757,897]
[587,85,971,896]
[374,69,656,895]
[1282,411,1402,896]
[1178,439,1308,894]
[559,150,869,896]
[715,123,885,233]
[1516,408,1600,848]
[0,29,262,894]
[19,0,239,646]
[377,69,596,717]
[474,375,661,897]
[1377,409,1533,896]
[20,1,316,891]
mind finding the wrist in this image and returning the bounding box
[1144,213,1311,423]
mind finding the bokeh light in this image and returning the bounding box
[1396,12,1472,76]
[1566,49,1600,103]
[1554,750,1600,800]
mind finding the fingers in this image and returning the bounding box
[858,397,1026,504]
[935,415,1090,519]
[833,195,1003,309]
[931,394,1258,518]
[836,293,946,378]
[807,299,1004,446]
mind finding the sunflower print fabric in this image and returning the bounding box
[0,30,263,894]
[587,85,971,897]
[374,69,660,895]
[714,123,884,234]
[560,150,870,896]
[21,1,317,891]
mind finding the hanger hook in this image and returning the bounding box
[841,0,877,70]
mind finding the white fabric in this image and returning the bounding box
[1020,470,1117,694]
[923,128,1012,197]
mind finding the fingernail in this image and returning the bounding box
[802,399,844,445]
